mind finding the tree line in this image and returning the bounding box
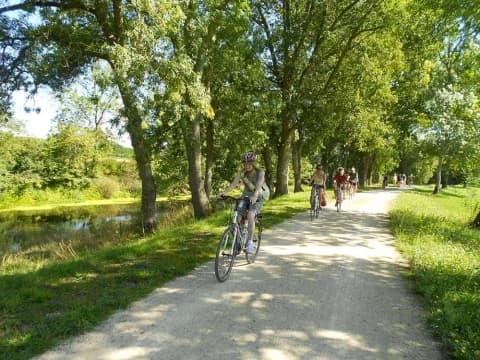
[0,123,139,200]
[1,0,479,232]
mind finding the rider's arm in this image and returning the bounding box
[218,172,241,197]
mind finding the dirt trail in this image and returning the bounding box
[36,189,447,360]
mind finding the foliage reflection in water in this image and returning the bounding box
[0,201,190,261]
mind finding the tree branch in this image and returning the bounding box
[254,4,280,81]
[0,0,93,15]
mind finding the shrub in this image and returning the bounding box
[94,177,120,199]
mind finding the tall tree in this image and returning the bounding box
[167,0,229,217]
[165,0,267,215]
[54,62,121,133]
[0,1,183,232]
[251,0,406,197]
[420,86,479,193]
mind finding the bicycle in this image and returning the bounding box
[335,184,344,212]
[214,195,263,282]
[348,182,357,199]
[382,177,388,190]
[310,185,321,220]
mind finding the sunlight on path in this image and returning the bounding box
[36,189,446,360]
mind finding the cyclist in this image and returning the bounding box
[333,167,349,206]
[348,167,358,196]
[310,164,326,207]
[217,151,266,253]
[382,174,388,189]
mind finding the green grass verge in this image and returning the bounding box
[0,190,309,359]
[390,186,480,360]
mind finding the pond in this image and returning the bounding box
[0,201,188,258]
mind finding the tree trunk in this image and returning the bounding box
[180,113,210,218]
[361,155,371,187]
[472,210,480,228]
[204,117,214,197]
[275,110,295,197]
[262,146,274,193]
[117,81,157,233]
[292,136,303,192]
[358,155,368,187]
[442,160,450,189]
[433,156,443,194]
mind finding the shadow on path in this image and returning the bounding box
[36,190,448,360]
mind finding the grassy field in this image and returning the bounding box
[0,190,310,360]
[390,186,480,360]
[3,185,479,359]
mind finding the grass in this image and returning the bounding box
[0,194,190,213]
[389,185,480,360]
[0,190,310,360]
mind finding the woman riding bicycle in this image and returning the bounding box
[217,151,266,253]
[348,167,358,196]
[310,164,326,204]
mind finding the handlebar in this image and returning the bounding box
[217,194,250,202]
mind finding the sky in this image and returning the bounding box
[5,3,131,147]
[12,87,58,138]
[11,87,131,147]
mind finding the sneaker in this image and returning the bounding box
[246,240,255,253]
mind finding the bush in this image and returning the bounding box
[94,177,120,199]
[119,175,142,196]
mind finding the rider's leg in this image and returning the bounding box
[247,209,256,241]
[319,186,324,207]
[246,200,263,253]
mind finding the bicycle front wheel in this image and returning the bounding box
[246,220,262,264]
[215,227,237,282]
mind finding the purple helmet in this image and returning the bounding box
[242,151,257,163]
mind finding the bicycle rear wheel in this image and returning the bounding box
[246,220,262,264]
[314,195,320,218]
[336,188,342,212]
[310,191,316,221]
[215,227,237,282]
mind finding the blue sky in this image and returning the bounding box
[5,2,131,147]
[12,87,58,138]
[12,88,131,147]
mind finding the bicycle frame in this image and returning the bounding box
[222,195,251,253]
[310,185,319,205]
[310,185,322,219]
[215,195,262,282]
[335,184,345,212]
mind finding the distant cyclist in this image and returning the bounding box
[382,174,388,189]
[333,167,349,206]
[348,167,358,197]
[217,151,267,253]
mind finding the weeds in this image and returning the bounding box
[390,186,480,360]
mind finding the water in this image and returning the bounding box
[0,202,177,257]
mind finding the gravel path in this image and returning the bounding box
[36,189,448,360]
